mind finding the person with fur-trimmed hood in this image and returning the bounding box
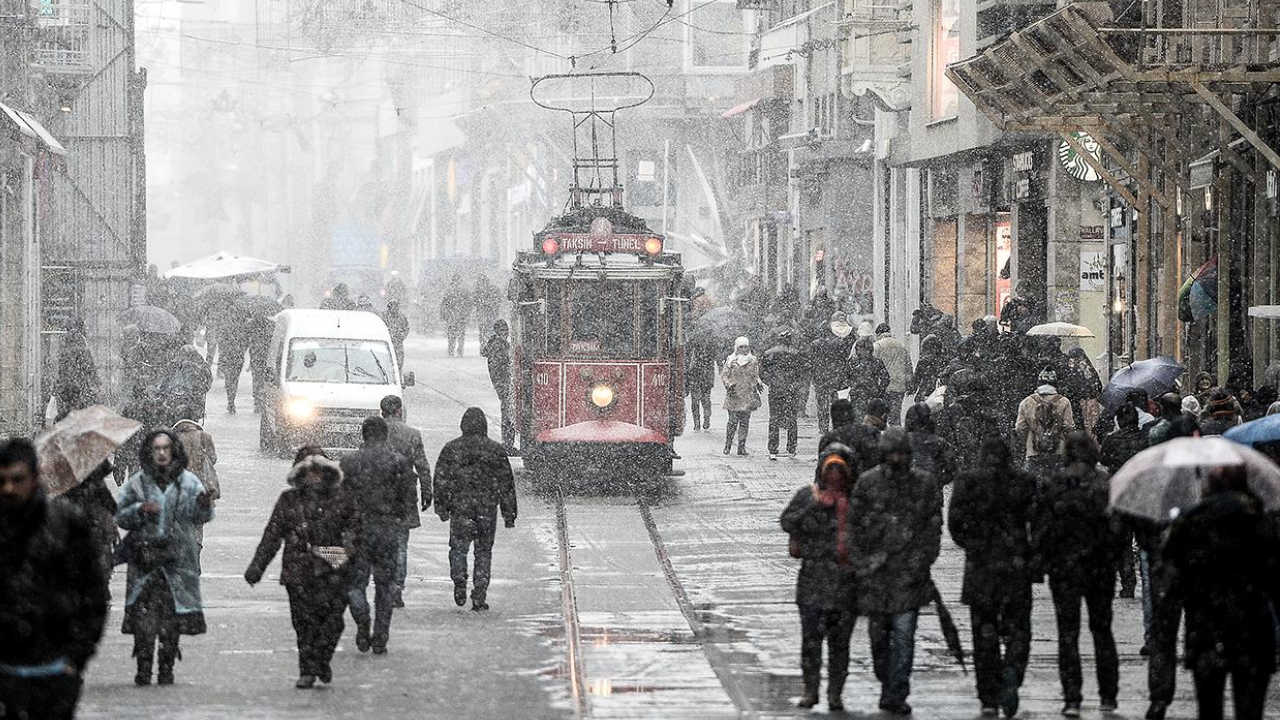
[245,448,360,689]
[115,429,214,687]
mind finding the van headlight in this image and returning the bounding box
[286,397,316,422]
[589,383,615,410]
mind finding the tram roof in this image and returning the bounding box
[535,205,657,237]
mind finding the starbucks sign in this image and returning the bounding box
[1058,132,1102,182]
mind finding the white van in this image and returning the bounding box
[259,309,414,455]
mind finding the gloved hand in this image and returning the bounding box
[243,568,261,586]
[504,518,516,529]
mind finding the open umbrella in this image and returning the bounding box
[1099,356,1185,412]
[1109,436,1280,521]
[1027,322,1095,338]
[193,282,245,301]
[166,251,285,281]
[35,405,142,495]
[117,305,181,334]
[691,305,756,357]
[932,585,967,674]
[1177,256,1218,323]
[1224,415,1280,448]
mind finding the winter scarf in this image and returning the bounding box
[816,455,852,566]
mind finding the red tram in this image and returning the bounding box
[511,72,685,479]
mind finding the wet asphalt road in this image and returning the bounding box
[75,332,1260,719]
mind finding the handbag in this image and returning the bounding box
[118,480,180,572]
[300,518,349,572]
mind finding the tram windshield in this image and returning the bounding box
[545,281,659,357]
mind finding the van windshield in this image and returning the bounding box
[286,338,394,385]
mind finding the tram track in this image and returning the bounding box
[554,487,758,719]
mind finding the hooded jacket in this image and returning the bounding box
[173,419,218,501]
[434,408,517,523]
[780,444,858,609]
[339,435,415,533]
[245,455,360,586]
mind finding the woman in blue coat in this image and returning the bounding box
[116,429,213,686]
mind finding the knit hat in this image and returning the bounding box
[1181,395,1202,416]
[1206,388,1236,416]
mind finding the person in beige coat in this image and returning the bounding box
[173,418,219,553]
[873,324,914,426]
[1015,368,1074,478]
[721,336,762,456]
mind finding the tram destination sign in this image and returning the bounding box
[545,233,658,253]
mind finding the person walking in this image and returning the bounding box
[934,371,1004,470]
[686,335,717,432]
[1163,465,1280,720]
[61,461,119,581]
[1016,367,1073,478]
[340,417,414,654]
[949,437,1037,717]
[1033,432,1122,717]
[810,312,854,433]
[912,335,947,404]
[904,403,956,487]
[721,337,761,456]
[165,330,213,423]
[1099,404,1148,598]
[320,283,357,311]
[760,330,809,460]
[172,418,218,556]
[820,398,888,470]
[218,319,250,415]
[479,320,518,451]
[780,443,859,712]
[433,408,517,611]
[1062,348,1104,433]
[380,395,431,607]
[382,300,411,374]
[116,429,214,686]
[244,451,360,689]
[847,336,889,423]
[848,428,944,715]
[53,318,101,420]
[473,275,504,347]
[0,439,109,719]
[1199,388,1242,436]
[874,324,913,425]
[441,275,474,357]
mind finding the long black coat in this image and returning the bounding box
[847,465,943,615]
[934,396,1003,470]
[760,344,809,398]
[0,491,109,670]
[1099,426,1148,473]
[1164,491,1280,675]
[339,441,415,535]
[818,419,883,472]
[810,330,853,389]
[1033,462,1124,588]
[949,462,1038,607]
[434,408,517,523]
[780,484,856,609]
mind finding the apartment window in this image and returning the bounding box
[929,0,961,119]
[686,0,748,71]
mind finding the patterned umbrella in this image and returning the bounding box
[35,405,142,495]
[1177,256,1218,323]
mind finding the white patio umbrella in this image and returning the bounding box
[1026,322,1096,338]
[166,251,285,281]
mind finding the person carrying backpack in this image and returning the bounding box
[1016,367,1074,478]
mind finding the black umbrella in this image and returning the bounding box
[933,585,967,674]
[691,305,757,357]
[117,305,181,335]
[1100,356,1185,412]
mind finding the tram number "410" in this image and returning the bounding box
[535,372,553,386]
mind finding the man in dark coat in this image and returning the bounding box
[760,330,810,459]
[685,334,718,432]
[479,320,517,450]
[382,300,411,373]
[1163,466,1280,720]
[810,312,854,433]
[1033,432,1123,717]
[904,403,956,487]
[848,428,943,715]
[340,417,414,654]
[934,371,1004,471]
[54,318,101,420]
[819,398,887,471]
[380,395,431,608]
[847,336,890,422]
[780,443,858,712]
[949,437,1037,717]
[473,275,504,346]
[165,329,213,423]
[0,438,109,720]
[1100,404,1147,598]
[433,408,517,611]
[440,275,473,357]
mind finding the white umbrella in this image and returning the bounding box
[1109,436,1280,521]
[36,405,142,495]
[166,251,285,280]
[1027,322,1096,338]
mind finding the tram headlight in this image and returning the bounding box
[589,383,615,410]
[541,238,559,255]
[644,237,663,255]
[286,397,316,422]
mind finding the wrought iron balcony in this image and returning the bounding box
[30,0,90,74]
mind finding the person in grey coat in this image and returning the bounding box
[780,443,858,712]
[380,395,431,607]
[116,429,214,686]
[340,417,414,654]
[434,408,517,611]
[848,428,943,715]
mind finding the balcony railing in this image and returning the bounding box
[30,0,90,73]
[1099,27,1280,69]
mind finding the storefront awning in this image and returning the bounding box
[0,102,67,157]
[721,97,761,118]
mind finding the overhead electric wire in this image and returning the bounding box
[393,0,570,60]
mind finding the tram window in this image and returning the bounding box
[568,283,635,355]
[544,285,563,355]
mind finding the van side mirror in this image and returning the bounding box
[403,371,416,388]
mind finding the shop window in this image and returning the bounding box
[929,0,960,120]
[994,214,1013,315]
[931,219,958,316]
